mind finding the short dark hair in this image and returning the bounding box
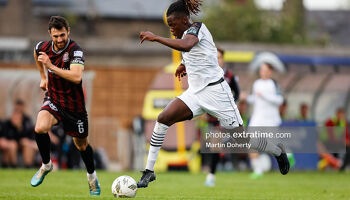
[300,102,308,108]
[337,107,345,114]
[166,0,202,17]
[48,16,69,31]
[217,47,225,55]
[15,99,24,106]
[264,62,275,71]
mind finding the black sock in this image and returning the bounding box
[1,163,9,168]
[80,144,95,174]
[210,153,220,174]
[35,133,51,164]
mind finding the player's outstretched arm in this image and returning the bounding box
[140,31,198,52]
[37,52,83,84]
[259,92,284,106]
[34,50,48,91]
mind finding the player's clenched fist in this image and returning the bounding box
[37,52,52,66]
[139,31,158,44]
[175,64,187,81]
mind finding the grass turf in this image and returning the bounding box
[0,169,349,200]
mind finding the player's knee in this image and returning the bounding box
[34,123,50,134]
[8,141,18,150]
[0,139,5,149]
[157,113,173,126]
[20,138,30,147]
[75,142,88,152]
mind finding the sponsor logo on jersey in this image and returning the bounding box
[74,51,83,58]
[71,58,84,65]
[229,120,236,126]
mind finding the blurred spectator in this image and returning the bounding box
[298,103,309,121]
[0,116,3,163]
[247,63,284,179]
[279,100,288,121]
[340,125,350,171]
[0,100,37,168]
[319,108,348,170]
[324,108,347,140]
[247,63,283,126]
[218,47,240,102]
[238,99,248,127]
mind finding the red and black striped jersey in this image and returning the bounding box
[35,39,86,113]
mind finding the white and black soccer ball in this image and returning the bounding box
[111,175,137,198]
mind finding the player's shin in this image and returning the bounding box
[145,122,169,171]
[80,144,95,175]
[31,132,52,187]
[35,133,51,165]
[80,144,100,195]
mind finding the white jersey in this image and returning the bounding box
[247,79,284,126]
[181,22,224,93]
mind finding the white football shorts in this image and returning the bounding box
[178,80,243,129]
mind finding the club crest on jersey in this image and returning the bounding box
[63,52,69,63]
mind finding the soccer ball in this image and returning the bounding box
[259,154,272,172]
[111,175,137,198]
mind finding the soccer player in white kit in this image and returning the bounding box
[247,63,284,178]
[137,0,290,188]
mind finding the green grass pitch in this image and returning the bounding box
[0,169,349,199]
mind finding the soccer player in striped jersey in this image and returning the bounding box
[30,16,100,196]
[137,0,289,188]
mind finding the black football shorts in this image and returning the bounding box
[40,98,88,138]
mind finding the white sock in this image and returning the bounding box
[87,171,97,181]
[206,173,215,181]
[145,145,161,171]
[251,157,263,175]
[145,122,169,171]
[42,160,52,170]
[249,138,281,156]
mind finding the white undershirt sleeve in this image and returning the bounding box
[247,94,255,104]
[260,91,284,106]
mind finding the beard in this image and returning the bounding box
[54,40,67,50]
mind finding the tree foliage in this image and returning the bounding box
[202,0,307,44]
